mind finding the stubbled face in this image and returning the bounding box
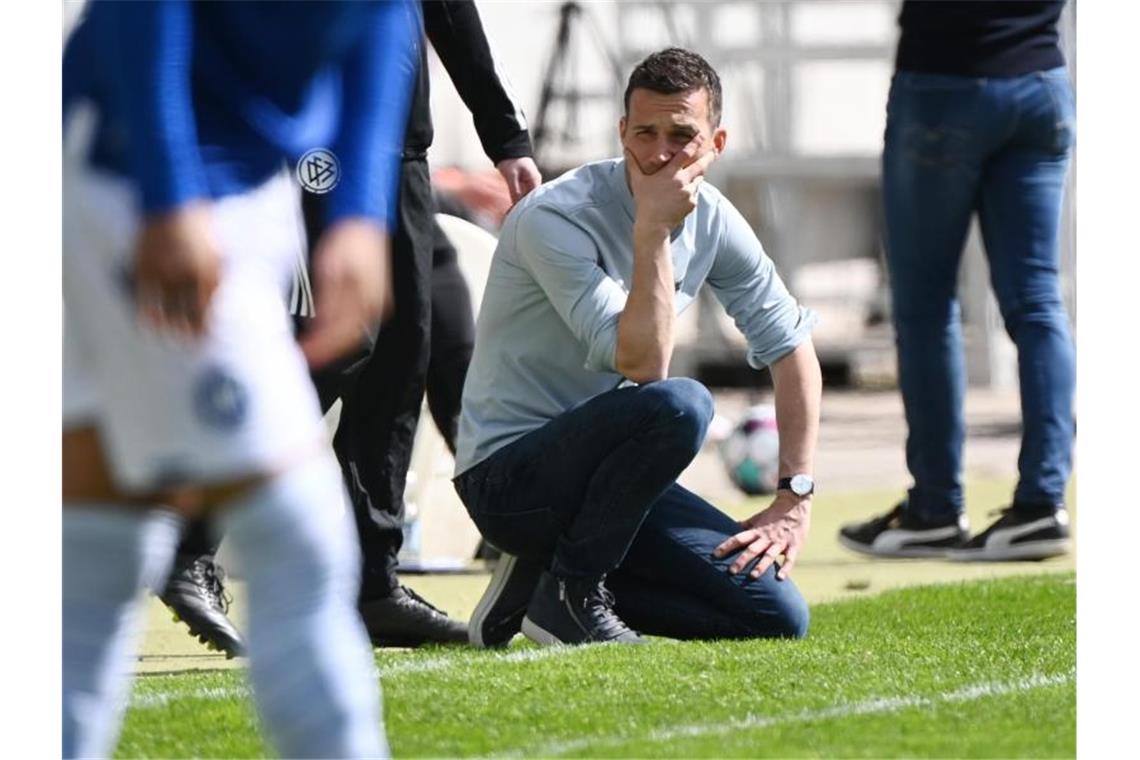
[620,87,727,176]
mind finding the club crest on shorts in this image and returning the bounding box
[192,366,249,431]
[296,148,340,194]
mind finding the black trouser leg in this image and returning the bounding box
[296,162,434,600]
[334,160,434,599]
[425,220,475,455]
[299,190,373,414]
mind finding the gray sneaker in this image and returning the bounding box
[469,552,543,648]
[521,571,646,646]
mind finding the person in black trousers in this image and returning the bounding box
[160,0,541,651]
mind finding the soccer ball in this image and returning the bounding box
[718,405,780,495]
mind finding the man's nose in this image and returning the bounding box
[649,143,675,173]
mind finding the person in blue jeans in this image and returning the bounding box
[454,48,822,647]
[840,1,1075,562]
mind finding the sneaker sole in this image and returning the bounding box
[837,532,958,559]
[949,538,1072,562]
[469,553,526,648]
[520,615,570,646]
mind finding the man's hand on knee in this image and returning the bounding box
[712,491,812,581]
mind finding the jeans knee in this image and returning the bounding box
[776,590,811,639]
[642,378,714,439]
[743,580,810,639]
[891,296,960,333]
[996,291,1069,339]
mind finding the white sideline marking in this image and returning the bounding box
[498,670,1076,758]
[379,643,586,678]
[130,645,586,710]
[131,685,245,710]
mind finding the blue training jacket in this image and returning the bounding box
[63,0,421,228]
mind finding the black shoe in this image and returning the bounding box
[838,501,969,558]
[469,552,543,648]
[159,553,246,659]
[521,572,646,645]
[950,503,1071,561]
[358,585,468,647]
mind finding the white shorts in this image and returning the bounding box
[63,132,326,492]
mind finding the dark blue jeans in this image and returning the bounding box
[454,378,808,639]
[883,67,1076,520]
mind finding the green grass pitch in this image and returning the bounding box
[117,572,1074,758]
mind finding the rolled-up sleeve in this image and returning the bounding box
[514,205,627,373]
[707,200,818,369]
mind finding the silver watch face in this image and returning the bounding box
[790,474,814,496]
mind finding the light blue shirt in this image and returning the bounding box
[454,157,817,475]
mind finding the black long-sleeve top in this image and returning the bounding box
[896,0,1067,77]
[403,0,533,162]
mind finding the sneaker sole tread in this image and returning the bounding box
[520,615,572,646]
[949,538,1071,562]
[837,532,958,559]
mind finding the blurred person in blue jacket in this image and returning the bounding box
[62,2,418,756]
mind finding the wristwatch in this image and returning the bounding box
[778,474,815,498]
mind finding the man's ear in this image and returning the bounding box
[712,126,728,156]
[618,115,627,143]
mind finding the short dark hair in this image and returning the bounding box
[623,47,723,127]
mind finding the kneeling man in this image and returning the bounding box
[455,48,822,646]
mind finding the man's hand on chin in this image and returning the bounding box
[625,136,717,233]
[712,491,812,581]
